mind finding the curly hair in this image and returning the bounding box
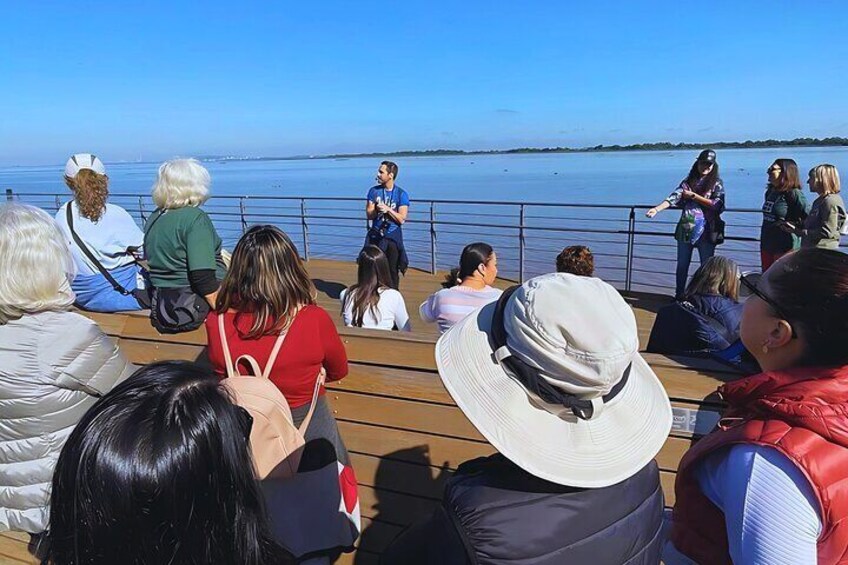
[556,245,594,276]
[65,169,109,222]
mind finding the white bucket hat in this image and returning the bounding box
[65,153,106,179]
[435,272,672,488]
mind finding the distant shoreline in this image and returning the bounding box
[201,136,848,163]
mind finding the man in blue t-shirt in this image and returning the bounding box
[365,161,410,289]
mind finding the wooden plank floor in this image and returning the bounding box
[0,259,715,564]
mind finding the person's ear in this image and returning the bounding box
[765,319,794,350]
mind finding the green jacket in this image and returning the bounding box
[801,193,846,249]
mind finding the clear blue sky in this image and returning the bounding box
[2,0,847,165]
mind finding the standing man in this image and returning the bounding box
[365,161,410,289]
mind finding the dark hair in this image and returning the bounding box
[555,246,594,276]
[768,249,848,366]
[217,225,316,339]
[345,245,393,327]
[685,156,720,195]
[46,361,293,565]
[381,160,399,180]
[443,242,494,288]
[769,158,801,192]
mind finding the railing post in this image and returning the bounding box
[625,206,636,291]
[138,196,147,223]
[301,198,310,261]
[239,197,247,234]
[429,201,437,274]
[5,189,12,202]
[519,204,526,283]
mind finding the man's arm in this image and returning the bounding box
[366,200,379,220]
[381,204,408,225]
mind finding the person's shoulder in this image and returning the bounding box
[381,287,404,301]
[300,303,333,321]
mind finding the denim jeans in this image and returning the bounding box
[676,236,716,297]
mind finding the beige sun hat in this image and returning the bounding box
[435,272,672,488]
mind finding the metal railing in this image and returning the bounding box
[7,188,842,294]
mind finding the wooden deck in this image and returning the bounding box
[0,259,739,564]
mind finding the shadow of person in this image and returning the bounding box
[352,446,450,564]
[313,278,347,300]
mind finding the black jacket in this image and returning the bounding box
[382,454,664,565]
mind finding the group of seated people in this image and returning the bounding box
[2,156,848,564]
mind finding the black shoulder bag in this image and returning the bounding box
[66,204,133,295]
[144,209,211,334]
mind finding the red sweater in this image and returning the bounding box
[205,305,349,408]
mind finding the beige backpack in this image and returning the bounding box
[218,314,325,480]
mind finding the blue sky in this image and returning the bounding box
[2,0,847,165]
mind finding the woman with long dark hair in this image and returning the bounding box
[668,249,848,563]
[204,225,359,563]
[760,158,808,270]
[645,149,726,298]
[420,242,501,334]
[340,245,411,331]
[45,361,294,565]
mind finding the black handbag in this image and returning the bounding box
[709,217,726,245]
[149,286,210,334]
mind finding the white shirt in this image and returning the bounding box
[55,202,143,277]
[340,287,411,331]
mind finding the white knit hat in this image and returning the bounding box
[435,272,672,488]
[64,153,106,178]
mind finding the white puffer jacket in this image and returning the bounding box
[0,311,134,533]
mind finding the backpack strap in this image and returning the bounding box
[218,313,288,379]
[298,368,327,435]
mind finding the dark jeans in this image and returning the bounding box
[384,239,401,289]
[676,237,716,297]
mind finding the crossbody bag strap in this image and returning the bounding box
[66,203,132,295]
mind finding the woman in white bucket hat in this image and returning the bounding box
[383,272,673,565]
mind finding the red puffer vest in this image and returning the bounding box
[671,365,848,565]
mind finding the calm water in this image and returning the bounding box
[3,147,846,292]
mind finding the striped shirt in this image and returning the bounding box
[419,285,503,334]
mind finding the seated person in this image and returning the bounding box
[45,361,295,564]
[556,245,594,276]
[647,256,743,355]
[144,158,227,333]
[420,242,502,334]
[341,245,411,331]
[384,273,672,564]
[667,249,848,564]
[0,203,132,545]
[54,153,146,312]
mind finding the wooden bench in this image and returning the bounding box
[0,266,740,564]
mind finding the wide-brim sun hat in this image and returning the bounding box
[65,153,106,179]
[435,272,672,488]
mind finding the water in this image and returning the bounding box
[3,147,846,292]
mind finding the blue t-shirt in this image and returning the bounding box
[367,185,409,235]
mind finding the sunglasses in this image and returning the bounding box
[739,272,797,338]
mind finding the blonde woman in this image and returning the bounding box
[647,256,743,354]
[0,203,132,543]
[795,164,846,249]
[54,153,145,312]
[144,158,227,332]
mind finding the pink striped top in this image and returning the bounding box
[419,285,503,334]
